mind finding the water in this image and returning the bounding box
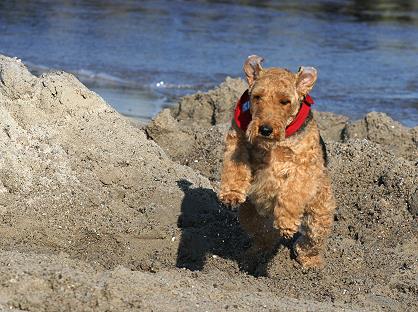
[0,0,417,126]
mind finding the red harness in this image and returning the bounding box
[233,90,314,138]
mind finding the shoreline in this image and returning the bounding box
[20,55,418,128]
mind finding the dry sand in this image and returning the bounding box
[0,55,417,311]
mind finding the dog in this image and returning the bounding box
[219,55,336,268]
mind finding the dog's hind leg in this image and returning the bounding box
[294,183,335,268]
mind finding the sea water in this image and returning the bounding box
[0,0,417,126]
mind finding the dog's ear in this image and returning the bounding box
[243,55,264,87]
[296,66,317,96]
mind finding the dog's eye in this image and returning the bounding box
[280,99,291,105]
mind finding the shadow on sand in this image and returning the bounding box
[175,179,290,276]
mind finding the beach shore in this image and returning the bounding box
[0,55,416,311]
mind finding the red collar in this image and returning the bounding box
[234,90,314,138]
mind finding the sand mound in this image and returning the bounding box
[146,108,228,181]
[171,77,247,127]
[0,55,216,272]
[0,56,416,311]
[342,112,417,161]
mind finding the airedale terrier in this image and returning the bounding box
[219,55,336,268]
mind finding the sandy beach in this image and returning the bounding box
[0,55,417,311]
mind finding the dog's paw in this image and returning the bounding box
[296,253,324,269]
[219,190,246,208]
[293,238,324,269]
[273,219,299,239]
[295,251,324,269]
[277,227,297,239]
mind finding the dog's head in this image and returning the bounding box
[243,55,317,146]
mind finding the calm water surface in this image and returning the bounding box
[0,0,417,126]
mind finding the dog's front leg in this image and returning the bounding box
[219,127,251,207]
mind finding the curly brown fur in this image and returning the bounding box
[219,55,336,268]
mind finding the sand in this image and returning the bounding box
[0,55,416,311]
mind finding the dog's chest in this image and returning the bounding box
[248,147,296,215]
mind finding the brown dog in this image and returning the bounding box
[219,55,336,268]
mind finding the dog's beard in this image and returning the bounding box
[246,120,259,145]
[246,119,285,149]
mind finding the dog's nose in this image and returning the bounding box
[259,125,273,137]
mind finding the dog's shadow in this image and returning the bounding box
[176,179,288,276]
